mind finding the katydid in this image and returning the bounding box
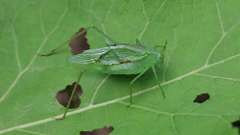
[41,26,166,119]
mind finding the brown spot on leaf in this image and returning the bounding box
[232,120,240,128]
[69,27,90,55]
[80,126,114,135]
[56,82,83,108]
[193,93,210,103]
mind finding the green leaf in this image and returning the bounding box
[1,0,240,134]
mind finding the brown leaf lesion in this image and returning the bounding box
[69,28,90,55]
[56,82,83,109]
[193,93,210,103]
[80,126,114,135]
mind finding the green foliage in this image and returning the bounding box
[1,0,240,134]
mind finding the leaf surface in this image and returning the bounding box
[1,0,240,135]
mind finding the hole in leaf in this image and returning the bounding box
[69,27,90,55]
[80,126,114,135]
[193,93,210,103]
[56,82,83,108]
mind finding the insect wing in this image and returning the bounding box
[69,47,110,64]
[100,45,146,65]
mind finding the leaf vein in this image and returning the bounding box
[17,129,47,135]
[138,0,168,39]
[195,73,240,82]
[1,13,240,134]
[11,24,22,72]
[0,5,69,103]
[215,1,225,34]
[1,50,239,134]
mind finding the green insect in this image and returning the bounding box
[42,26,166,119]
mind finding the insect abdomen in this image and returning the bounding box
[99,54,160,75]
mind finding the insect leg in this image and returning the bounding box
[59,71,84,120]
[161,40,167,80]
[129,70,148,105]
[136,39,142,45]
[40,26,114,57]
[40,29,88,56]
[154,40,167,52]
[152,66,166,98]
[87,26,125,61]
[39,40,69,56]
[154,40,167,80]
